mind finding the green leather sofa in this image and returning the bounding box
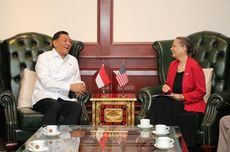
[0,40,3,88]
[0,32,90,144]
[136,31,230,151]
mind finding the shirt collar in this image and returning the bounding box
[51,48,69,60]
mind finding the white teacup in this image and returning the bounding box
[140,131,151,138]
[48,139,56,145]
[28,140,46,151]
[43,125,58,135]
[155,124,170,134]
[155,137,174,147]
[140,119,150,127]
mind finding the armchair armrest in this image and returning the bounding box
[214,91,230,110]
[0,88,18,142]
[199,89,230,145]
[70,91,91,125]
[135,85,162,124]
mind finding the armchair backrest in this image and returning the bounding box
[152,40,173,84]
[188,31,230,93]
[153,31,230,95]
[0,40,3,88]
[0,32,84,99]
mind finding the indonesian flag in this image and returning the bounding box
[99,132,109,152]
[96,64,111,88]
[96,127,108,152]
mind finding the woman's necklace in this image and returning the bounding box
[177,63,186,72]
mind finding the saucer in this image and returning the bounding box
[137,124,153,129]
[43,130,61,137]
[154,143,174,150]
[28,146,49,152]
[152,130,169,136]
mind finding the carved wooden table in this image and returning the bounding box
[91,93,136,126]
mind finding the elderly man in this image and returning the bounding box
[32,31,86,125]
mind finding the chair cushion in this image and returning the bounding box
[17,68,37,108]
[17,107,43,130]
[202,68,213,103]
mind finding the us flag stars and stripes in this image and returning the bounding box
[116,64,128,87]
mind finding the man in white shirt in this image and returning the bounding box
[32,31,86,125]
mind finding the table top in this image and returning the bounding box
[90,93,137,101]
[16,125,188,152]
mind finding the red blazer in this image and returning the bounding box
[165,57,206,113]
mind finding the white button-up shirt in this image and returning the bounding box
[32,49,84,105]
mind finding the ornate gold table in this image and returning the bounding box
[91,93,136,126]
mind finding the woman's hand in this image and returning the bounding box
[171,93,184,101]
[162,84,171,93]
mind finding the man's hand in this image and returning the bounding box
[70,128,85,138]
[70,83,86,96]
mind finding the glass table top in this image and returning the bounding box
[16,125,188,152]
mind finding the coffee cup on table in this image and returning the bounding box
[140,119,150,127]
[28,140,46,151]
[140,131,151,138]
[155,137,174,147]
[155,124,170,134]
[44,125,58,135]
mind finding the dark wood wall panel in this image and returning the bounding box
[78,0,160,94]
[79,56,159,94]
[77,0,161,122]
[80,70,159,94]
[79,57,157,69]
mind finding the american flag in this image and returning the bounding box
[116,64,128,87]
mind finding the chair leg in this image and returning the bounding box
[201,144,217,152]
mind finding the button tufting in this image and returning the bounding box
[212,41,217,48]
[216,51,225,60]
[11,51,18,58]
[31,40,37,47]
[25,50,32,57]
[17,39,25,46]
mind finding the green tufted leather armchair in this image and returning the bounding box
[0,32,91,144]
[136,31,230,150]
[0,40,3,88]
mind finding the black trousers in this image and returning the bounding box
[147,96,203,148]
[33,98,82,125]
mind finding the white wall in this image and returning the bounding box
[1,0,230,42]
[0,0,97,42]
[114,0,230,42]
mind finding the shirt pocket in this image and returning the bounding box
[50,67,63,79]
[66,61,76,74]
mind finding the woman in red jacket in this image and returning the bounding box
[147,37,206,148]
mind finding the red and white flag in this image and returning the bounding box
[99,132,109,152]
[116,64,128,87]
[96,64,111,88]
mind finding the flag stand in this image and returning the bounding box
[121,87,125,97]
[102,87,105,94]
